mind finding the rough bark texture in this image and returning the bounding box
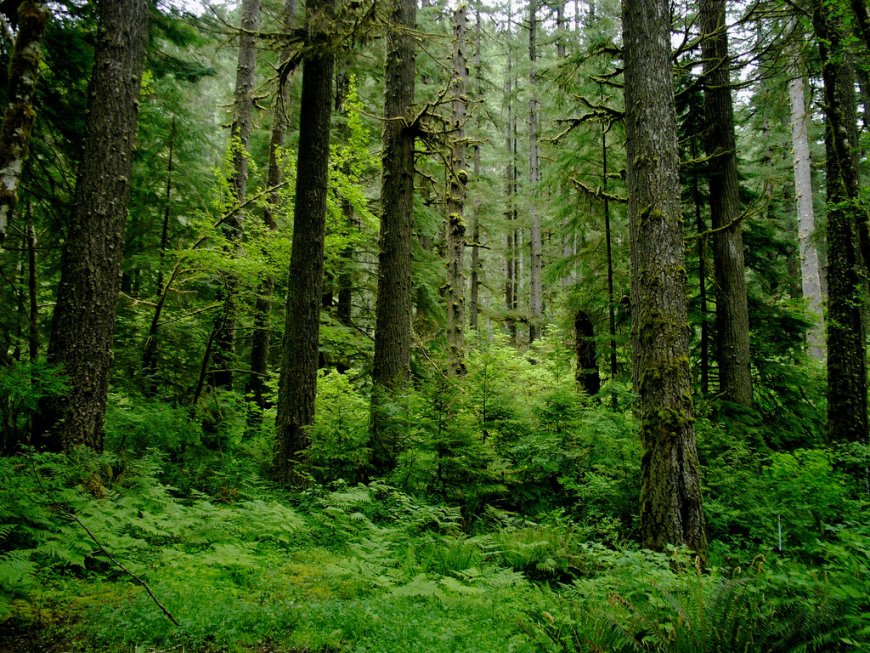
[575,309,600,396]
[469,7,482,331]
[210,0,261,391]
[788,71,824,361]
[446,3,468,376]
[274,0,334,484]
[372,0,416,393]
[0,0,48,242]
[700,0,752,406]
[35,0,149,452]
[249,0,295,410]
[622,0,707,555]
[370,0,416,470]
[528,0,542,343]
[814,3,869,444]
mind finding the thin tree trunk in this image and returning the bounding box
[504,2,516,340]
[0,0,48,242]
[813,2,869,445]
[701,0,752,406]
[370,0,416,470]
[622,0,707,555]
[446,2,468,375]
[142,117,176,393]
[27,205,37,363]
[210,0,261,391]
[691,138,710,395]
[274,0,335,484]
[248,0,295,410]
[528,0,542,342]
[34,0,149,452]
[788,71,824,361]
[602,124,617,409]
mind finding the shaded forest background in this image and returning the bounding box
[0,0,867,650]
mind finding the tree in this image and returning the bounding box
[369,0,416,468]
[208,0,261,391]
[812,1,868,444]
[274,0,335,484]
[788,64,823,360]
[446,2,468,376]
[528,0,542,342]
[34,0,149,451]
[248,0,295,410]
[622,0,706,553]
[700,0,752,406]
[0,0,49,243]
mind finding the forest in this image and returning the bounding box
[0,0,868,650]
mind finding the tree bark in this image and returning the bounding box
[813,2,869,444]
[700,0,752,406]
[469,7,482,332]
[504,0,517,341]
[528,0,542,342]
[788,70,824,361]
[446,3,468,376]
[209,0,261,391]
[248,0,295,410]
[602,124,617,410]
[34,0,149,452]
[0,0,48,242]
[622,0,707,555]
[274,0,335,484]
[370,0,416,470]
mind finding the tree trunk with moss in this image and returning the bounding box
[0,0,48,243]
[446,3,468,376]
[34,0,149,452]
[701,0,752,406]
[813,2,869,444]
[274,0,334,484]
[370,0,416,470]
[622,0,707,554]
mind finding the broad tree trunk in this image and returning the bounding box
[700,0,752,406]
[0,0,48,242]
[34,0,149,452]
[788,70,824,361]
[274,0,335,484]
[209,0,261,391]
[248,0,295,410]
[446,3,468,376]
[813,2,869,444]
[528,0,542,342]
[622,0,707,555]
[370,0,417,470]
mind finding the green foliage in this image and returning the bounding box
[0,361,68,452]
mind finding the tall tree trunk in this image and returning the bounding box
[691,138,710,395]
[528,0,542,342]
[788,70,824,361]
[209,0,261,391]
[34,0,149,452]
[622,0,707,554]
[602,124,618,409]
[274,0,335,484]
[142,116,176,393]
[700,0,752,406]
[248,0,295,410]
[446,2,468,376]
[813,2,869,444]
[504,1,516,341]
[469,7,482,332]
[26,206,37,363]
[370,0,416,470]
[0,0,48,242]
